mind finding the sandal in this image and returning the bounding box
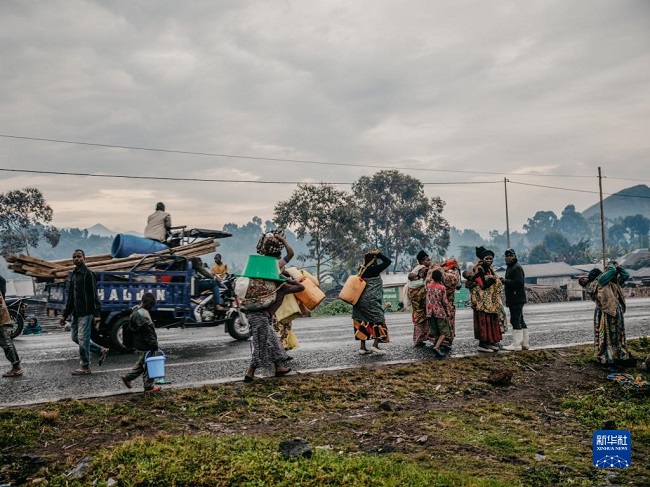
[121,376,133,389]
[144,386,161,394]
[98,348,109,366]
[71,367,91,376]
[275,368,292,377]
[2,368,23,378]
[243,375,255,383]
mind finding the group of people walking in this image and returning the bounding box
[1,240,635,387]
[351,244,633,371]
[403,246,528,356]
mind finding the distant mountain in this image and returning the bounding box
[84,223,117,237]
[582,184,650,220]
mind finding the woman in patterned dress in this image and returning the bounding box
[353,250,392,355]
[440,259,461,354]
[407,250,431,347]
[579,263,631,366]
[467,246,503,353]
[243,257,304,382]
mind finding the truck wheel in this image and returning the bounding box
[8,310,24,339]
[227,313,250,341]
[110,317,134,353]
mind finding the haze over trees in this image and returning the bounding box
[271,171,451,277]
[351,170,450,272]
[0,187,60,258]
[274,184,364,282]
[2,181,648,282]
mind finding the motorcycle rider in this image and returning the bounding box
[211,254,228,280]
[191,257,225,311]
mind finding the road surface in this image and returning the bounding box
[2,298,649,407]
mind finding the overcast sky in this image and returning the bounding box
[0,0,648,237]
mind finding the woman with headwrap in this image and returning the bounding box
[468,246,503,353]
[353,250,392,355]
[440,259,461,354]
[23,317,43,335]
[407,250,431,347]
[579,263,632,366]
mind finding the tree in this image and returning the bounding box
[0,187,60,258]
[458,245,479,266]
[274,184,364,282]
[448,227,487,261]
[528,244,552,264]
[523,210,558,246]
[557,205,589,243]
[563,238,595,265]
[543,232,571,258]
[608,214,650,250]
[351,170,450,271]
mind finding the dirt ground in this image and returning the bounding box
[3,344,649,485]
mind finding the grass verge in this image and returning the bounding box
[1,340,649,486]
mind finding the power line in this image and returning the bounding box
[604,176,650,183]
[509,180,650,199]
[0,167,502,186]
[0,133,596,178]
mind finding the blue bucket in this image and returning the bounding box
[145,349,166,379]
[111,234,169,258]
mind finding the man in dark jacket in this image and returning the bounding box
[60,249,109,375]
[501,248,529,351]
[121,292,161,393]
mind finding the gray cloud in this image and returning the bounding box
[0,0,648,237]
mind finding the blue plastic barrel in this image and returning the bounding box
[111,234,169,258]
[145,350,166,379]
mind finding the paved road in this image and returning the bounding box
[2,298,649,407]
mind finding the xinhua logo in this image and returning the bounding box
[593,430,631,468]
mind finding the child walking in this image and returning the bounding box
[425,268,450,358]
[121,292,161,394]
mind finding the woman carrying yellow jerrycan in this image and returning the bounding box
[276,267,325,351]
[236,255,304,383]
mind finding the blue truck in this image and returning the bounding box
[45,231,250,352]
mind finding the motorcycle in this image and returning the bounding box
[5,296,27,339]
[186,273,250,340]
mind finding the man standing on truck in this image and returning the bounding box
[144,202,171,242]
[59,249,110,375]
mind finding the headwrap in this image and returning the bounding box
[504,248,516,256]
[443,259,458,270]
[416,250,429,263]
[587,268,602,283]
[475,246,495,259]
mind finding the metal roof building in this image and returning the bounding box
[496,262,580,285]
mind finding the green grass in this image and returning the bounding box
[2,342,649,485]
[45,436,513,487]
[311,299,352,316]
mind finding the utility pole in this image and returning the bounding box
[504,177,511,248]
[598,167,607,268]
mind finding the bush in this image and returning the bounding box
[312,299,352,317]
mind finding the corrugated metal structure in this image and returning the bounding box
[5,279,34,297]
[496,262,580,286]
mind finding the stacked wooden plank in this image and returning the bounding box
[6,238,219,282]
